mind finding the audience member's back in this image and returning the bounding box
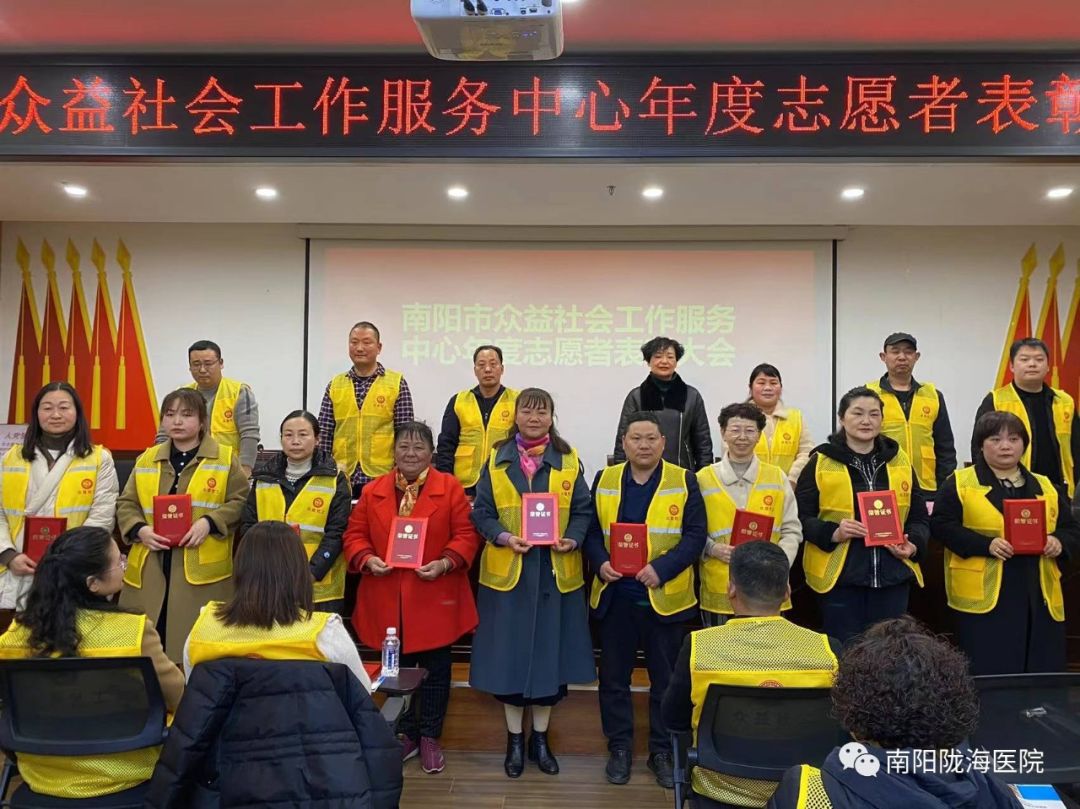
[145,658,402,809]
[767,616,1022,809]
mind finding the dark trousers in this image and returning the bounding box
[818,583,909,646]
[398,645,453,741]
[598,594,684,755]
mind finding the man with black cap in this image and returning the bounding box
[866,333,956,501]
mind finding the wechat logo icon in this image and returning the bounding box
[839,742,881,777]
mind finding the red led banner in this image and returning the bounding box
[0,54,1078,158]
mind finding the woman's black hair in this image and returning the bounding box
[22,381,93,461]
[279,409,320,437]
[498,387,572,455]
[394,420,435,451]
[18,526,121,657]
[972,410,1030,455]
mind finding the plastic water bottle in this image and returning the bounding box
[381,627,400,678]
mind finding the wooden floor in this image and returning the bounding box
[400,751,673,809]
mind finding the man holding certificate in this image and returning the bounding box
[795,386,930,645]
[697,403,802,628]
[932,411,1080,675]
[583,411,706,790]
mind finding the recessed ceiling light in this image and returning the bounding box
[255,186,278,200]
[642,186,664,200]
[62,183,88,198]
[1046,186,1075,200]
[841,187,865,200]
[447,186,469,200]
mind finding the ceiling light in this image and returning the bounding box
[841,187,865,200]
[447,186,469,200]
[62,183,88,198]
[255,186,278,200]
[1046,186,1074,200]
[641,186,664,200]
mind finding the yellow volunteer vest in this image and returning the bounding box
[254,476,345,603]
[794,767,832,809]
[867,381,941,492]
[1,445,104,575]
[991,384,1076,497]
[754,409,803,475]
[187,601,332,667]
[185,377,245,452]
[124,444,234,588]
[590,461,697,617]
[479,447,584,594]
[453,388,519,488]
[688,617,837,806]
[328,370,402,479]
[696,462,791,614]
[802,451,924,594]
[946,466,1064,621]
[0,610,159,799]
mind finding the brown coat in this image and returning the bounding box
[117,435,248,661]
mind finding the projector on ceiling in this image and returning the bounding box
[411,0,564,61]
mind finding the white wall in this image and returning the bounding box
[837,226,1080,464]
[0,223,305,448]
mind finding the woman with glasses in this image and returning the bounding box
[0,381,119,629]
[0,526,184,803]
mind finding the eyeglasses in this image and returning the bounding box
[189,361,220,371]
[105,556,128,573]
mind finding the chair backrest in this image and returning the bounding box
[972,672,1080,785]
[0,656,167,756]
[694,683,848,781]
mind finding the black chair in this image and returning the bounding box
[673,684,847,808]
[972,672,1080,797]
[0,656,168,809]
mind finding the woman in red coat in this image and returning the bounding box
[343,420,481,775]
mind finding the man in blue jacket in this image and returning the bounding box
[584,410,707,790]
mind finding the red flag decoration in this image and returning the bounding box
[65,239,94,403]
[1060,255,1080,405]
[995,244,1036,388]
[39,240,68,389]
[1035,244,1065,389]
[89,239,118,444]
[113,239,159,449]
[6,239,42,423]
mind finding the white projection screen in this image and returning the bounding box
[306,240,835,478]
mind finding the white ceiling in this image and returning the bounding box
[1,0,1078,52]
[0,161,1077,226]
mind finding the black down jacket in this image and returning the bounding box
[144,659,402,809]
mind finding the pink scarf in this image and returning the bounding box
[515,433,550,481]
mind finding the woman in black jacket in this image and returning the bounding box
[240,410,353,614]
[613,336,713,471]
[144,657,402,809]
[796,386,930,644]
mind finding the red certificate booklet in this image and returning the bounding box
[388,516,428,568]
[522,493,558,545]
[610,522,647,575]
[23,516,66,564]
[153,494,192,546]
[731,509,774,546]
[1003,498,1047,555]
[856,490,904,546]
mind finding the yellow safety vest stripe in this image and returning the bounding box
[479,447,583,594]
[590,461,696,617]
[867,381,941,492]
[187,600,331,667]
[255,476,345,602]
[124,444,234,588]
[991,384,1075,498]
[329,370,402,480]
[946,465,1064,620]
[452,388,519,488]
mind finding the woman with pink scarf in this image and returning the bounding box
[470,388,596,779]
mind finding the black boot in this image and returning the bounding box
[504,731,525,778]
[527,730,560,775]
